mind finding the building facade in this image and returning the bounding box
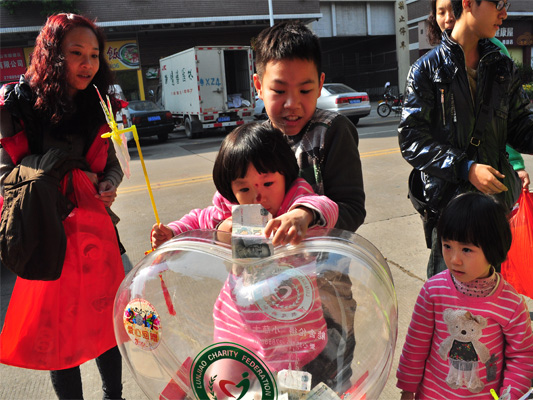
[1,0,324,100]
[311,0,408,98]
[7,1,519,102]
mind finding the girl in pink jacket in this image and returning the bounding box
[151,122,338,248]
[151,122,339,381]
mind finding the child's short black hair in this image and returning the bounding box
[213,122,299,203]
[253,21,322,79]
[437,192,512,266]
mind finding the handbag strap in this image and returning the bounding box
[427,62,496,211]
[465,62,495,159]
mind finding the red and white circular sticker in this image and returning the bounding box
[123,298,162,350]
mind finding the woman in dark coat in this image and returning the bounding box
[0,13,125,400]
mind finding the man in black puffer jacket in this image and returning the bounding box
[399,0,533,278]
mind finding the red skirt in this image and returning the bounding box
[0,170,125,370]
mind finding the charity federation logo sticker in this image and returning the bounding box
[191,342,277,400]
[123,298,161,350]
[254,264,315,322]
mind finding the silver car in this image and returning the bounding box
[253,96,267,120]
[317,83,371,125]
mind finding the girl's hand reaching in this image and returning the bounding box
[264,207,314,246]
[151,223,174,249]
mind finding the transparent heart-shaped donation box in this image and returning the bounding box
[114,229,398,400]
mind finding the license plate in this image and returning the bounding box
[148,115,161,122]
[349,99,361,104]
[218,116,230,122]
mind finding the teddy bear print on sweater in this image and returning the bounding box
[438,309,491,393]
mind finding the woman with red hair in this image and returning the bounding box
[0,13,125,399]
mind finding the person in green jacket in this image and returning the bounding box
[427,0,530,190]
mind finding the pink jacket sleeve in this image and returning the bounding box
[396,283,435,393]
[281,178,339,228]
[167,192,233,236]
[167,178,339,237]
[500,292,533,399]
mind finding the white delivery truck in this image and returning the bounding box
[159,46,255,138]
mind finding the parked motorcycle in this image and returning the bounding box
[377,82,404,117]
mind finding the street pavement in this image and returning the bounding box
[1,102,532,400]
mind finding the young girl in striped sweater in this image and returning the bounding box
[151,122,339,379]
[397,192,533,400]
[151,121,338,247]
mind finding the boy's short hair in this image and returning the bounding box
[213,122,299,203]
[437,192,512,266]
[451,0,481,20]
[253,21,322,79]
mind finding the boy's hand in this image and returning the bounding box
[216,217,232,233]
[151,223,174,248]
[264,207,313,246]
[214,218,232,244]
[468,163,508,194]
[400,391,414,400]
[96,180,117,207]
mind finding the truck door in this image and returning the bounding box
[224,49,252,108]
[196,48,226,113]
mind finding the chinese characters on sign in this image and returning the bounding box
[167,68,195,85]
[496,27,515,46]
[161,63,198,96]
[0,48,26,82]
[105,41,140,71]
[397,2,408,50]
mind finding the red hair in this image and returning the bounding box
[26,13,115,124]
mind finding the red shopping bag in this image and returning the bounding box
[501,189,533,298]
[0,169,124,370]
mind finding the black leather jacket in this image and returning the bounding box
[399,31,533,211]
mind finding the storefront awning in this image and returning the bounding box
[0,13,322,34]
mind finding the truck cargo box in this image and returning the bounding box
[160,46,255,138]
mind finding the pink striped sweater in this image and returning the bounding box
[397,270,533,399]
[213,257,328,372]
[166,177,338,372]
[167,177,338,235]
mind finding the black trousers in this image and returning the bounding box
[50,346,122,400]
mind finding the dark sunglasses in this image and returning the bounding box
[485,0,511,11]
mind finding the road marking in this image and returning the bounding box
[118,148,401,194]
[359,128,398,136]
[118,174,212,194]
[360,148,400,158]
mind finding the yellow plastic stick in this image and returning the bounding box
[490,389,499,400]
[101,124,160,225]
[95,85,160,224]
[130,125,160,224]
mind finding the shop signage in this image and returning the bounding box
[105,40,140,71]
[0,48,26,82]
[496,22,533,47]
